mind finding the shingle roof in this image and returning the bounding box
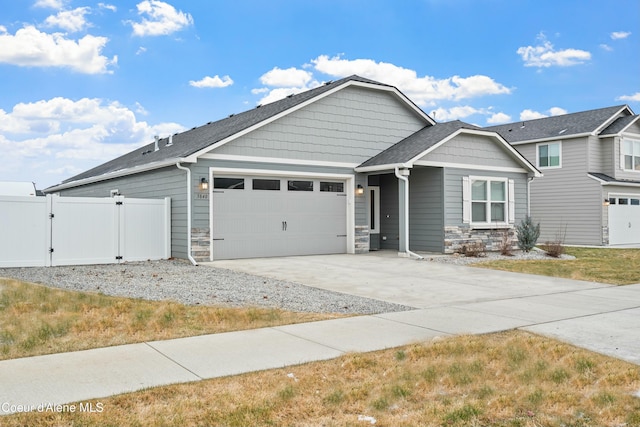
[57,75,400,185]
[599,115,640,136]
[485,105,630,144]
[357,120,479,168]
[589,173,640,186]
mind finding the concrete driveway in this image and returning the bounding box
[212,253,640,365]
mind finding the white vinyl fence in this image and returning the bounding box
[0,195,171,267]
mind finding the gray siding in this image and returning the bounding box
[409,167,444,252]
[527,138,602,245]
[443,168,528,227]
[212,86,426,163]
[595,136,614,176]
[57,166,188,259]
[423,133,521,169]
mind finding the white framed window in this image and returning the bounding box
[463,176,515,227]
[622,138,640,172]
[537,142,562,169]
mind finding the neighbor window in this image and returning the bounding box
[622,139,640,171]
[471,179,506,223]
[538,142,561,168]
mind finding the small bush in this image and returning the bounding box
[461,241,486,257]
[516,215,540,252]
[542,227,567,258]
[499,229,514,256]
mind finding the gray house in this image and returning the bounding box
[46,75,540,262]
[486,105,640,246]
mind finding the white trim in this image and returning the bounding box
[208,166,355,261]
[536,141,562,169]
[588,173,640,188]
[509,132,592,145]
[621,137,640,173]
[185,80,434,162]
[355,163,410,173]
[201,153,359,169]
[414,160,528,173]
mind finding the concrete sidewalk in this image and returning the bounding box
[2,255,640,415]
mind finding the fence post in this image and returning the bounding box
[164,197,172,259]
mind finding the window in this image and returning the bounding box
[288,180,313,191]
[622,139,640,171]
[472,179,506,222]
[537,142,561,168]
[463,176,514,227]
[252,179,280,190]
[214,177,244,189]
[320,181,344,192]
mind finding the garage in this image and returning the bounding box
[211,174,348,259]
[608,195,640,245]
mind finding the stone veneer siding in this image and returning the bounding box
[444,225,518,254]
[355,225,370,254]
[192,227,210,262]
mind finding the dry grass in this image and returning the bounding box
[477,247,640,285]
[0,278,342,361]
[5,331,640,427]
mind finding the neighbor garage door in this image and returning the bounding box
[212,175,347,259]
[608,195,640,245]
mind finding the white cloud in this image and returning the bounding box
[44,7,91,32]
[487,112,512,124]
[611,31,631,40]
[189,75,234,89]
[135,46,147,55]
[431,106,485,121]
[0,25,116,74]
[0,97,185,188]
[617,92,640,102]
[98,3,117,12]
[519,107,566,121]
[34,0,66,9]
[600,44,613,51]
[260,67,313,87]
[310,55,511,105]
[517,33,591,67]
[129,0,193,37]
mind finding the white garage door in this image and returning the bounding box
[608,196,640,245]
[212,175,347,259]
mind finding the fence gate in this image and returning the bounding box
[0,195,171,267]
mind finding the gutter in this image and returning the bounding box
[176,162,198,266]
[394,167,423,260]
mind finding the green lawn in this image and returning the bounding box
[477,247,640,285]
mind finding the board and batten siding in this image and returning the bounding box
[211,86,427,164]
[56,166,188,259]
[423,133,518,168]
[518,138,603,245]
[443,168,528,227]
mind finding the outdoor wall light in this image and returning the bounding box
[356,184,364,195]
[603,198,610,206]
[200,177,209,191]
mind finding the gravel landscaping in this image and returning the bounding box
[422,248,576,265]
[0,260,413,315]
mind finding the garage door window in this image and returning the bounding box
[253,179,280,191]
[214,177,244,189]
[320,182,344,192]
[288,180,313,191]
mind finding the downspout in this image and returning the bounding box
[176,162,198,266]
[394,167,424,260]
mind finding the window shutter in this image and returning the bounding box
[462,176,470,224]
[508,179,515,224]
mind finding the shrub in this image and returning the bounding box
[516,216,540,252]
[541,227,566,258]
[499,229,514,256]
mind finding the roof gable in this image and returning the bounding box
[52,75,434,189]
[485,105,633,144]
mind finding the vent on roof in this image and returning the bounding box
[520,122,525,128]
[229,114,234,118]
[256,104,262,109]
[287,94,294,98]
[324,80,333,85]
[559,129,567,134]
[166,135,173,146]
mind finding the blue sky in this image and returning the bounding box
[1,0,638,189]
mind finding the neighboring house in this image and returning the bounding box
[46,75,540,262]
[0,181,37,196]
[486,105,640,246]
